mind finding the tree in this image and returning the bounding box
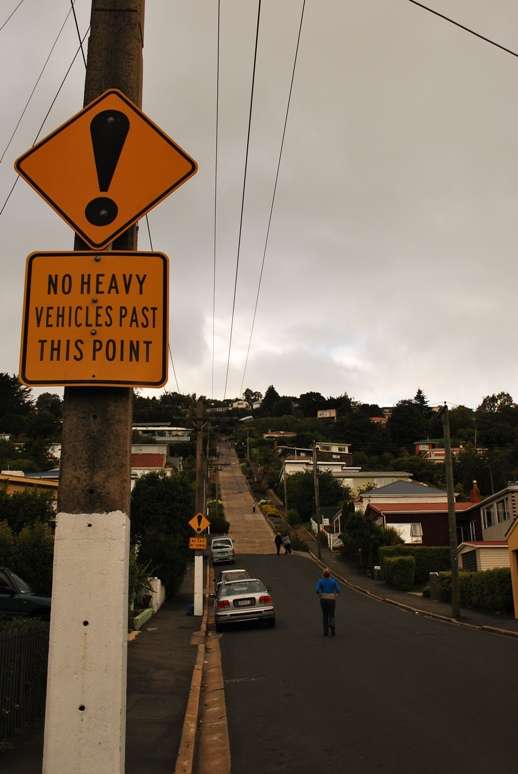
[259,385,281,416]
[477,392,514,413]
[243,388,262,409]
[131,472,195,592]
[298,392,326,418]
[0,373,33,434]
[0,489,55,533]
[388,398,431,449]
[286,471,343,522]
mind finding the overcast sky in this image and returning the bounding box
[1,0,518,407]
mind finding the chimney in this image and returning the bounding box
[470,480,482,503]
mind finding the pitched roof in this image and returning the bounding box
[131,453,166,468]
[367,502,473,515]
[363,480,447,497]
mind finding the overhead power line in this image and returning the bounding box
[0,0,25,34]
[0,5,74,163]
[70,0,87,68]
[223,0,262,400]
[407,0,518,59]
[240,0,306,394]
[211,0,221,400]
[144,214,181,393]
[0,25,90,217]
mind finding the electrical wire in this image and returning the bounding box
[0,5,74,163]
[0,25,90,217]
[223,0,262,400]
[407,0,518,59]
[0,0,25,34]
[145,212,181,393]
[70,0,87,68]
[240,0,306,394]
[211,0,221,400]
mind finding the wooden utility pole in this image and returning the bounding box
[441,403,460,619]
[194,397,205,615]
[43,3,145,773]
[312,443,322,560]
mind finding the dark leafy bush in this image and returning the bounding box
[384,555,415,591]
[379,545,450,584]
[290,534,309,551]
[439,568,513,614]
[0,521,54,594]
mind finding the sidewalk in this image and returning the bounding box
[296,527,518,635]
[1,565,199,773]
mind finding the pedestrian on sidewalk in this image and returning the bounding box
[274,533,283,555]
[315,569,340,637]
[282,534,292,555]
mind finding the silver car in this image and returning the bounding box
[215,578,275,631]
[210,536,235,565]
[215,568,250,594]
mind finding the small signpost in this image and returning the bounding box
[189,512,210,616]
[15,89,197,249]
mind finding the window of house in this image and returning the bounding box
[497,500,508,523]
[320,445,330,451]
[482,506,494,529]
[468,521,477,541]
[338,446,346,452]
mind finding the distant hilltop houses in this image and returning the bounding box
[414,439,487,464]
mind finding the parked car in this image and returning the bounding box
[215,568,250,594]
[0,568,51,619]
[215,578,275,631]
[210,536,235,565]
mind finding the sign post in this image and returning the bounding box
[12,3,198,772]
[189,513,210,616]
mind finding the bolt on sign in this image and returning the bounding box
[15,90,197,249]
[19,251,169,387]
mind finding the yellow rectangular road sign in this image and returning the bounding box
[15,90,197,249]
[189,537,207,550]
[19,251,169,387]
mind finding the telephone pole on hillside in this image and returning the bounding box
[43,3,145,773]
[441,403,460,619]
[313,443,322,560]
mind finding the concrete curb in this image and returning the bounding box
[307,551,518,641]
[173,565,211,774]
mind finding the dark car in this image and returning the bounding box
[0,568,51,619]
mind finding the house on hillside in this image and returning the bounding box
[367,501,476,546]
[132,425,191,444]
[476,483,518,541]
[457,541,509,572]
[0,472,58,500]
[357,480,450,512]
[414,439,487,464]
[131,444,172,488]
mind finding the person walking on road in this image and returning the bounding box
[274,533,283,555]
[315,569,340,637]
[282,534,292,555]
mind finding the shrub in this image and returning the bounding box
[14,522,54,595]
[290,534,309,552]
[379,545,450,584]
[384,555,415,591]
[287,509,301,526]
[439,568,513,614]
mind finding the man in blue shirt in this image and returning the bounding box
[315,569,340,637]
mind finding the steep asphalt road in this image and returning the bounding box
[220,554,518,774]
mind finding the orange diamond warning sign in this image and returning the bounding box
[19,251,169,387]
[15,90,197,249]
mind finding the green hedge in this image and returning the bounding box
[439,568,513,614]
[380,545,450,584]
[383,555,415,591]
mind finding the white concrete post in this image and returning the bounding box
[194,553,204,616]
[43,512,130,774]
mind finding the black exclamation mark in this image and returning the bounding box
[85,110,129,226]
